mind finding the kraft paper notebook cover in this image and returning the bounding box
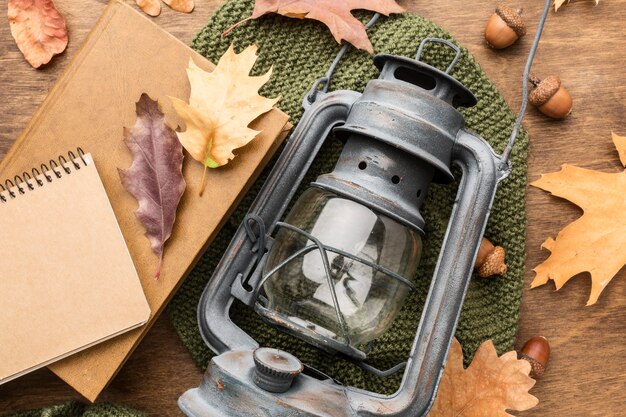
[0,0,290,401]
[0,151,151,385]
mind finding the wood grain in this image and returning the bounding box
[0,0,625,415]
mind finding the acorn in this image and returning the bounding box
[529,74,573,119]
[484,4,527,49]
[519,336,550,378]
[474,237,507,278]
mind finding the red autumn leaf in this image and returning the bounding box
[223,0,405,53]
[7,0,68,68]
[119,94,186,279]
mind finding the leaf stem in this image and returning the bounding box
[199,165,208,196]
[222,16,253,37]
[528,73,542,87]
[155,255,163,280]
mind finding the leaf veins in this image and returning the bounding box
[119,94,186,278]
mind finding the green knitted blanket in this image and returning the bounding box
[4,402,144,417]
[4,0,528,415]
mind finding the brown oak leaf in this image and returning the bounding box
[7,0,68,68]
[135,0,194,16]
[162,0,194,13]
[531,132,626,305]
[223,0,405,53]
[119,94,186,279]
[430,338,538,417]
[135,0,161,16]
[554,0,600,11]
[169,45,279,195]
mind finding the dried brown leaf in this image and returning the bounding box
[162,0,194,13]
[224,0,405,53]
[7,0,68,68]
[135,0,161,16]
[119,94,186,278]
[169,45,279,194]
[612,131,626,166]
[531,133,626,305]
[430,338,538,417]
[554,0,600,11]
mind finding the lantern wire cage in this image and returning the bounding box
[250,217,416,377]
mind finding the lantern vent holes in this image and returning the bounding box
[391,175,401,184]
[393,66,436,91]
[358,161,367,170]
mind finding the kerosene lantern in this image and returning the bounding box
[179,38,509,417]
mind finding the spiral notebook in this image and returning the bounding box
[0,149,151,385]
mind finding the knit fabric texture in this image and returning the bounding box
[168,0,528,395]
[2,401,144,417]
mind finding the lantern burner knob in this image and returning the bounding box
[252,347,303,393]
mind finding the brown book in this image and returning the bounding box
[0,0,290,401]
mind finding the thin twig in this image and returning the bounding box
[500,0,553,166]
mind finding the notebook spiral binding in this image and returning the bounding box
[0,148,87,203]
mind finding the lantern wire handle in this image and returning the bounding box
[500,0,552,168]
[415,38,463,74]
[322,13,381,93]
[307,13,381,103]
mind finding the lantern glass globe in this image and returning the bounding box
[262,188,422,348]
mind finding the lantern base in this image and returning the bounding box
[179,349,357,417]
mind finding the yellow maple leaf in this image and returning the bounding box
[169,44,280,194]
[429,338,538,417]
[554,0,600,12]
[531,132,626,305]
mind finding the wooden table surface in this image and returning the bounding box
[1,0,625,415]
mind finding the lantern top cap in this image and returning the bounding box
[373,38,477,109]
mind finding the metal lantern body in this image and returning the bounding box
[179,39,509,417]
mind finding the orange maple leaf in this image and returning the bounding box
[531,132,626,305]
[223,0,405,53]
[429,338,538,417]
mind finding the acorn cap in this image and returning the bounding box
[495,4,527,37]
[519,352,546,378]
[519,336,550,378]
[529,75,562,106]
[478,246,507,278]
